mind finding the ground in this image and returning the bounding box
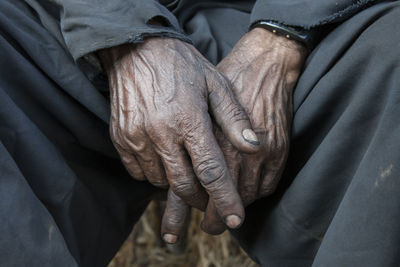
[108,201,259,267]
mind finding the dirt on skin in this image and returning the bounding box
[108,201,259,267]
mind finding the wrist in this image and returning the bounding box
[250,21,320,51]
[244,28,307,79]
[249,28,307,57]
[246,28,306,94]
[98,37,190,73]
[98,44,134,74]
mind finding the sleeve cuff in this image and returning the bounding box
[59,0,191,61]
[250,0,378,29]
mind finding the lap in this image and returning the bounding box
[235,2,400,266]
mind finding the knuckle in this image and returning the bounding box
[151,179,169,188]
[111,138,123,151]
[146,115,175,138]
[119,126,135,139]
[181,118,209,141]
[177,113,197,129]
[220,101,248,124]
[165,216,183,226]
[112,125,149,153]
[110,125,126,147]
[196,159,226,187]
[268,63,280,75]
[114,122,143,141]
[170,181,193,197]
[163,211,187,230]
[229,108,248,123]
[111,136,130,155]
[125,167,145,180]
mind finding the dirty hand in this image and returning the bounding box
[160,28,307,238]
[201,28,308,234]
[99,38,260,242]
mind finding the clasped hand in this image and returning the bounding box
[99,29,307,243]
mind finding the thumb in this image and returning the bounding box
[207,73,260,153]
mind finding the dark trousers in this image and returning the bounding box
[1,1,399,266]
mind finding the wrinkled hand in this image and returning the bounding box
[99,38,260,242]
[202,28,308,234]
[159,29,308,237]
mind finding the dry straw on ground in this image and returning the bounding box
[109,201,259,267]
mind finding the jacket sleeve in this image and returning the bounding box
[25,0,190,61]
[250,0,384,29]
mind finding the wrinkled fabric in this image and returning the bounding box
[0,1,156,266]
[233,2,400,266]
[24,0,190,60]
[169,0,392,29]
[23,0,390,61]
[250,0,388,28]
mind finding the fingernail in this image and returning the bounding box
[163,234,178,244]
[225,215,242,229]
[242,129,260,146]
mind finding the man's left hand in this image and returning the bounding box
[161,27,308,237]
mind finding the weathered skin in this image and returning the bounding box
[203,28,308,234]
[161,28,308,238]
[98,38,260,240]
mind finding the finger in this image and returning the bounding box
[201,128,240,234]
[239,156,264,206]
[213,126,241,181]
[258,170,281,199]
[206,73,260,153]
[161,189,191,244]
[158,145,208,211]
[136,149,168,188]
[113,142,146,181]
[258,157,287,199]
[184,117,244,229]
[201,200,227,235]
[123,131,169,188]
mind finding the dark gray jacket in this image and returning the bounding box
[24,0,383,61]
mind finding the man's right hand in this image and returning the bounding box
[99,38,260,242]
